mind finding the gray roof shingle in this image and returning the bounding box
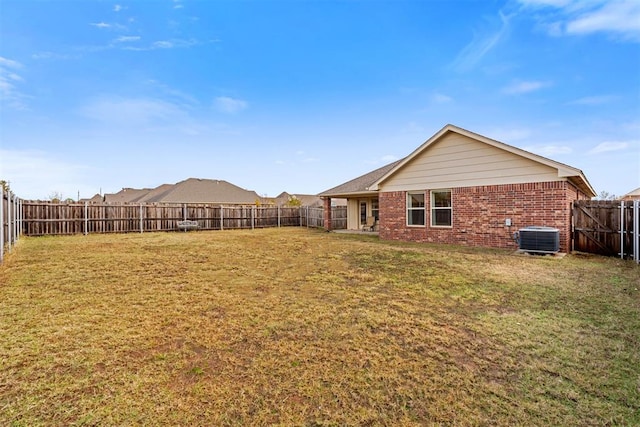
[103,178,260,204]
[145,178,259,204]
[318,159,403,197]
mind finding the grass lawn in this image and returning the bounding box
[1,227,639,426]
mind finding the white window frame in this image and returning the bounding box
[406,192,426,227]
[359,201,367,225]
[371,198,379,221]
[430,189,452,228]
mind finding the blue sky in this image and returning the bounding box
[1,0,639,200]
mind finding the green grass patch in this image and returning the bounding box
[1,228,638,425]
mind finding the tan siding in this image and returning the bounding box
[380,133,561,192]
[347,199,360,230]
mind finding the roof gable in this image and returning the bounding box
[102,178,260,204]
[156,178,259,204]
[369,124,595,197]
[104,188,153,203]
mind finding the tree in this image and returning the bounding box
[0,180,9,192]
[596,190,617,201]
[48,191,63,203]
[285,195,302,207]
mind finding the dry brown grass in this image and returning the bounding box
[1,228,638,426]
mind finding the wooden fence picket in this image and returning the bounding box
[573,200,639,261]
[18,201,348,237]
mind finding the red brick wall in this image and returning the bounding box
[378,181,588,252]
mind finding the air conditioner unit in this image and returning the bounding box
[518,226,559,254]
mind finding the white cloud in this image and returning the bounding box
[451,10,512,72]
[402,121,425,134]
[568,95,617,105]
[294,150,318,163]
[114,36,141,43]
[518,0,640,42]
[80,96,189,127]
[488,127,532,142]
[0,149,93,200]
[113,4,123,12]
[566,1,640,40]
[214,96,248,113]
[365,154,400,166]
[145,79,199,106]
[525,145,572,156]
[0,57,22,69]
[380,155,399,163]
[431,93,453,104]
[153,41,174,49]
[6,72,22,82]
[78,95,209,136]
[31,51,78,60]
[518,0,573,7]
[502,80,551,94]
[90,22,111,29]
[0,56,29,110]
[121,39,199,51]
[588,141,631,154]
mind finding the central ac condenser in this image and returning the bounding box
[518,226,560,254]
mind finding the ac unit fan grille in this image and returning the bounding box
[518,226,559,253]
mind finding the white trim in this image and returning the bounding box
[430,189,452,228]
[406,191,426,227]
[368,124,595,197]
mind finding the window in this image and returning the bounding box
[371,198,379,221]
[360,201,367,225]
[431,190,452,227]
[407,192,425,226]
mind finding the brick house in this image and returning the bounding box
[99,178,261,205]
[319,124,596,252]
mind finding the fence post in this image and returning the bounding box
[278,206,281,228]
[11,195,16,243]
[84,202,88,235]
[13,194,18,245]
[620,200,625,259]
[632,200,640,264]
[16,198,20,239]
[18,198,22,239]
[0,189,4,263]
[139,204,144,233]
[251,206,255,230]
[220,205,224,231]
[6,192,12,252]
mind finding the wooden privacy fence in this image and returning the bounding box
[1,189,22,263]
[20,201,347,237]
[302,206,347,230]
[573,200,640,263]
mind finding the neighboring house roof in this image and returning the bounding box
[79,193,104,203]
[146,178,260,204]
[318,159,403,198]
[135,184,178,203]
[321,124,596,198]
[104,188,152,203]
[102,178,260,204]
[622,187,640,200]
